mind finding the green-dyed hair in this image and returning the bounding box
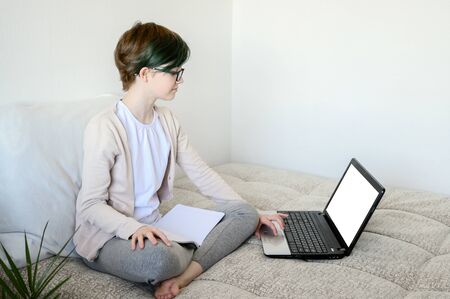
[114,21,190,90]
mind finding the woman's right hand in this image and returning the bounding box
[130,226,172,250]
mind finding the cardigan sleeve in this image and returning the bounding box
[76,119,146,240]
[172,113,247,204]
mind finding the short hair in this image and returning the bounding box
[114,22,190,91]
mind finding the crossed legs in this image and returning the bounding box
[83,201,259,298]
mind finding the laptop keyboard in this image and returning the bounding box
[280,211,328,254]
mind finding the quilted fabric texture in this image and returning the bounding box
[7,163,450,298]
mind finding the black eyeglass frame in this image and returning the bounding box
[152,67,185,82]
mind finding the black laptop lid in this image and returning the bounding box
[323,158,385,254]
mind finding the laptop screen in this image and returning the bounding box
[325,164,380,247]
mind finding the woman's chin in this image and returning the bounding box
[159,93,177,101]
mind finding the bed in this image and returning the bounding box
[1,97,448,298]
[31,163,450,298]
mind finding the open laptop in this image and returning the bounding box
[261,158,385,259]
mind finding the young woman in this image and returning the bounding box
[74,21,287,299]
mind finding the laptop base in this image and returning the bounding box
[261,210,346,259]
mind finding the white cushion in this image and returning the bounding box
[0,94,118,267]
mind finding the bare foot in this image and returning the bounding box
[154,278,181,299]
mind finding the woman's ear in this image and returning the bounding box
[137,68,147,82]
[138,67,153,83]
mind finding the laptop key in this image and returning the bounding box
[283,211,328,254]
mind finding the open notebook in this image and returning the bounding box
[153,204,225,247]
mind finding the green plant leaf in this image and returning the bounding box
[35,225,78,290]
[34,246,76,298]
[0,222,78,299]
[24,232,34,295]
[0,243,29,298]
[34,226,78,298]
[32,221,49,291]
[34,256,61,297]
[41,276,71,299]
[0,275,16,298]
[0,253,18,297]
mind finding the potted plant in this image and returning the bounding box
[0,222,76,298]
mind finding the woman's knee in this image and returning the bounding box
[146,243,183,270]
[143,242,192,284]
[224,201,259,230]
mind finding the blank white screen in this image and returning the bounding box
[326,165,379,246]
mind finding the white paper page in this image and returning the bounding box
[154,204,225,246]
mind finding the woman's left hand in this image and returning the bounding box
[255,213,289,239]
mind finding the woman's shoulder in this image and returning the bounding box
[87,103,119,129]
[82,103,122,152]
[83,103,124,140]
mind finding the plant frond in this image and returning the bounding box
[0,243,29,298]
[33,221,49,290]
[41,276,71,299]
[24,232,34,294]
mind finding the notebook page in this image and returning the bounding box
[154,204,225,246]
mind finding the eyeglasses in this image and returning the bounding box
[153,67,185,82]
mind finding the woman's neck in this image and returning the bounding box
[122,88,156,124]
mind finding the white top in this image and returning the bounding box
[115,100,171,224]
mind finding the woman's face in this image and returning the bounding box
[147,67,184,101]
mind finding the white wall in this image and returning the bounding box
[0,0,233,167]
[231,0,450,195]
[2,1,449,195]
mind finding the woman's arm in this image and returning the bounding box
[173,115,245,204]
[76,119,145,240]
[171,113,287,236]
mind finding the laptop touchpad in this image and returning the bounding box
[261,222,291,255]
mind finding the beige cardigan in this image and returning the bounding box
[74,103,244,261]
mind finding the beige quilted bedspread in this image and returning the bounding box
[32,163,450,298]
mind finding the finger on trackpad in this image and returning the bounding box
[261,222,283,237]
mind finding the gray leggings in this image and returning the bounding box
[82,201,259,286]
